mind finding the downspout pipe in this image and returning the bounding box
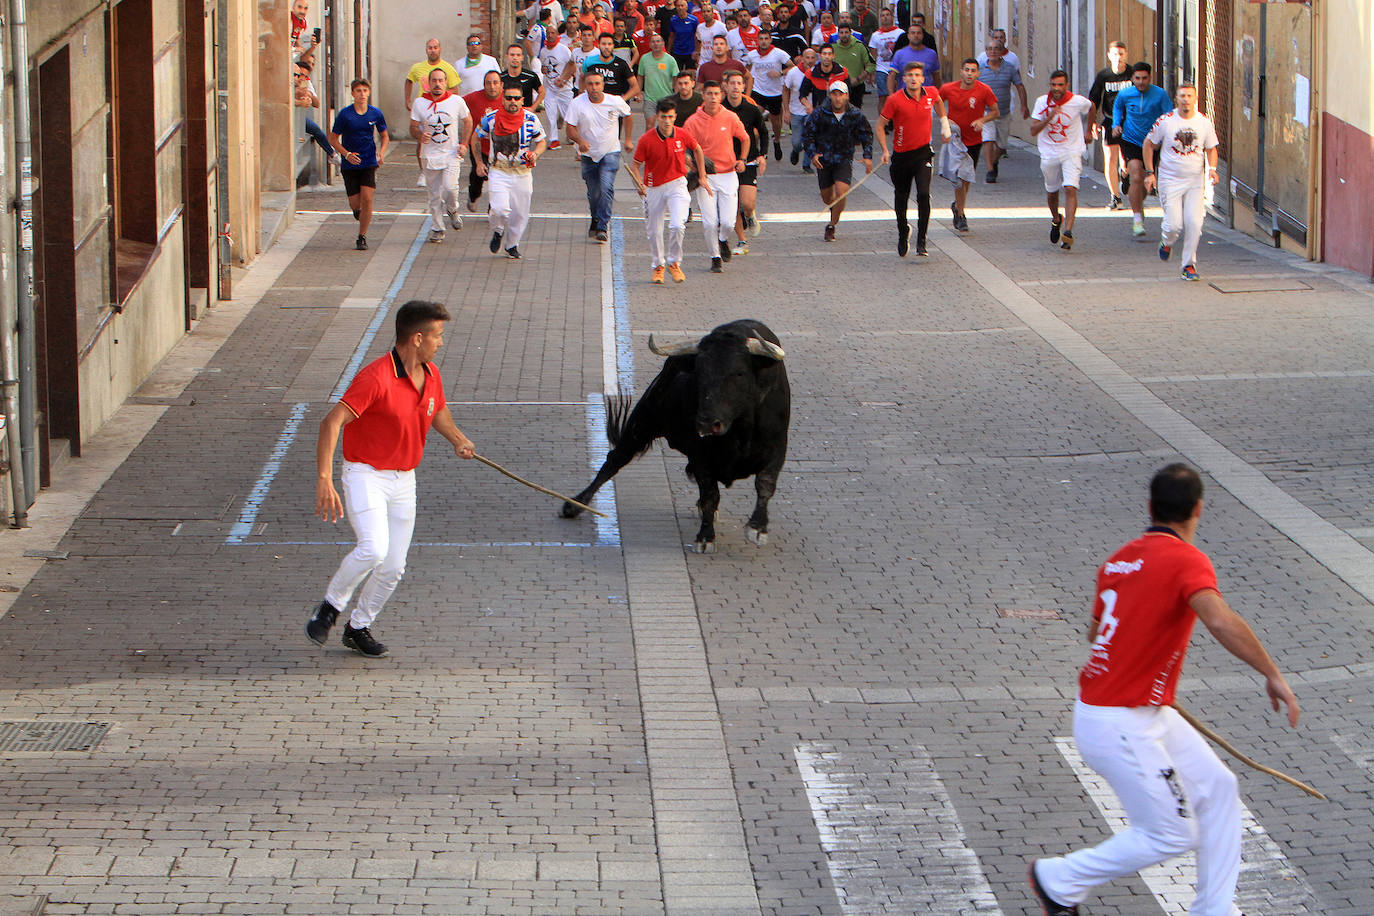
[0,2,27,525]
[6,0,35,519]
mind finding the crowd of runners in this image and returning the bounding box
[318,1,1221,277]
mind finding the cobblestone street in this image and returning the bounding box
[2,125,1372,915]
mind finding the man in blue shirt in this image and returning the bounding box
[1112,61,1172,237]
[330,78,391,250]
[667,0,700,70]
[887,24,938,92]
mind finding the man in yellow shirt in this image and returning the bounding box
[404,39,462,109]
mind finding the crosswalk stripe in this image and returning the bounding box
[795,742,1003,915]
[1054,737,1322,915]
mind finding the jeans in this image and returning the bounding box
[304,117,332,157]
[581,152,620,231]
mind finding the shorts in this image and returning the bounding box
[643,96,663,123]
[816,160,853,189]
[738,163,759,187]
[1120,139,1144,163]
[980,113,1011,149]
[342,167,377,196]
[1040,152,1083,192]
[1100,118,1119,146]
[751,91,782,116]
[965,141,983,168]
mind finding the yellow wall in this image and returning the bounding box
[1324,0,1373,134]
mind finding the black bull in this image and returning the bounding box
[560,319,791,552]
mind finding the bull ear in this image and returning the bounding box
[648,334,700,357]
[745,337,785,361]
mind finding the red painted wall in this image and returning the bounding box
[1321,112,1374,279]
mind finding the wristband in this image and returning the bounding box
[1145,169,1155,175]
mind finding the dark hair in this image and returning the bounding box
[1108,40,1126,51]
[700,79,722,92]
[396,300,451,341]
[903,60,924,73]
[1149,463,1203,524]
[1049,68,1068,81]
[350,78,371,90]
[507,42,525,53]
[296,58,314,73]
[1132,61,1152,75]
[656,96,678,113]
[961,56,978,68]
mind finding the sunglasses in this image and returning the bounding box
[504,95,524,101]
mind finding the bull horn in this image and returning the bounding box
[648,334,700,357]
[746,337,785,360]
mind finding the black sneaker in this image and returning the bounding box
[489,230,503,253]
[773,140,782,161]
[306,601,339,646]
[823,224,835,242]
[355,234,367,251]
[897,223,910,258]
[956,212,969,232]
[790,148,800,165]
[1050,215,1063,244]
[985,169,997,184]
[595,229,608,244]
[1028,861,1078,915]
[719,238,732,262]
[505,246,522,259]
[588,219,598,238]
[916,240,928,256]
[342,624,388,657]
[710,256,723,273]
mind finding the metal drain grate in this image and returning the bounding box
[0,721,112,753]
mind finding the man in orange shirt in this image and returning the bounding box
[684,80,748,272]
[306,300,476,657]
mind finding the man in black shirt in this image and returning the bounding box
[892,11,938,54]
[669,71,704,121]
[584,33,640,98]
[722,70,769,253]
[500,43,545,108]
[1088,40,1131,209]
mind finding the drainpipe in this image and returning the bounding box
[7,0,35,516]
[0,3,28,525]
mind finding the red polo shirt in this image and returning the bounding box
[634,125,701,186]
[340,350,445,471]
[881,85,940,151]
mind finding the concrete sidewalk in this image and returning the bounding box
[2,119,1373,916]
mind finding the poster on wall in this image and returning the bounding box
[1240,35,1255,118]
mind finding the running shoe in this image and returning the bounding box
[710,257,723,273]
[305,601,339,646]
[823,224,835,242]
[1059,230,1074,250]
[773,140,782,161]
[548,140,561,150]
[1028,862,1079,915]
[743,213,760,236]
[595,229,609,244]
[986,166,998,184]
[956,212,969,232]
[467,198,480,212]
[897,223,910,258]
[733,240,749,255]
[489,230,503,253]
[719,238,732,262]
[1181,264,1199,281]
[652,265,666,284]
[790,148,800,165]
[342,624,389,658]
[588,219,598,239]
[355,234,367,251]
[1158,242,1172,261]
[449,211,464,230]
[505,246,522,259]
[416,174,426,188]
[916,241,929,257]
[667,262,686,282]
[1049,215,1063,244]
[1109,195,1123,210]
[428,228,445,243]
[1132,215,1146,238]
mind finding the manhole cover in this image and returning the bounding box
[997,608,1061,620]
[0,721,112,753]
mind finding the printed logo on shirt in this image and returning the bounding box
[427,397,435,417]
[1103,558,1144,575]
[1170,127,1199,157]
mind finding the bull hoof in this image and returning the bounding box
[559,502,583,519]
[694,540,717,554]
[745,528,768,546]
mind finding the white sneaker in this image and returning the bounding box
[1132,215,1146,238]
[448,211,464,230]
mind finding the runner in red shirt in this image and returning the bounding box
[875,60,948,257]
[306,300,477,658]
[463,71,505,210]
[1030,463,1300,916]
[939,57,999,232]
[633,97,712,282]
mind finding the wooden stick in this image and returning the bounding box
[473,454,609,518]
[1173,703,1327,800]
[621,155,648,196]
[818,166,882,214]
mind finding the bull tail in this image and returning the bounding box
[604,393,633,448]
[602,392,658,460]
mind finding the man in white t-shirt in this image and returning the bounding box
[564,71,634,241]
[455,34,500,96]
[540,26,578,148]
[695,7,728,60]
[1029,69,1093,251]
[1144,82,1219,281]
[409,69,471,242]
[868,7,902,110]
[780,46,815,171]
[743,30,791,158]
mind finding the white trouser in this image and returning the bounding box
[324,461,418,629]
[545,90,574,137]
[1037,700,1243,916]
[1160,176,1207,268]
[644,177,690,267]
[488,169,534,248]
[421,158,462,231]
[696,170,739,253]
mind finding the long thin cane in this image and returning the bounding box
[1173,703,1326,801]
[621,155,648,196]
[818,166,882,214]
[473,454,609,518]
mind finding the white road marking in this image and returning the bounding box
[1331,732,1374,775]
[794,742,1003,915]
[1054,737,1321,915]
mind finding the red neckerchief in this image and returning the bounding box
[423,90,454,106]
[494,105,527,134]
